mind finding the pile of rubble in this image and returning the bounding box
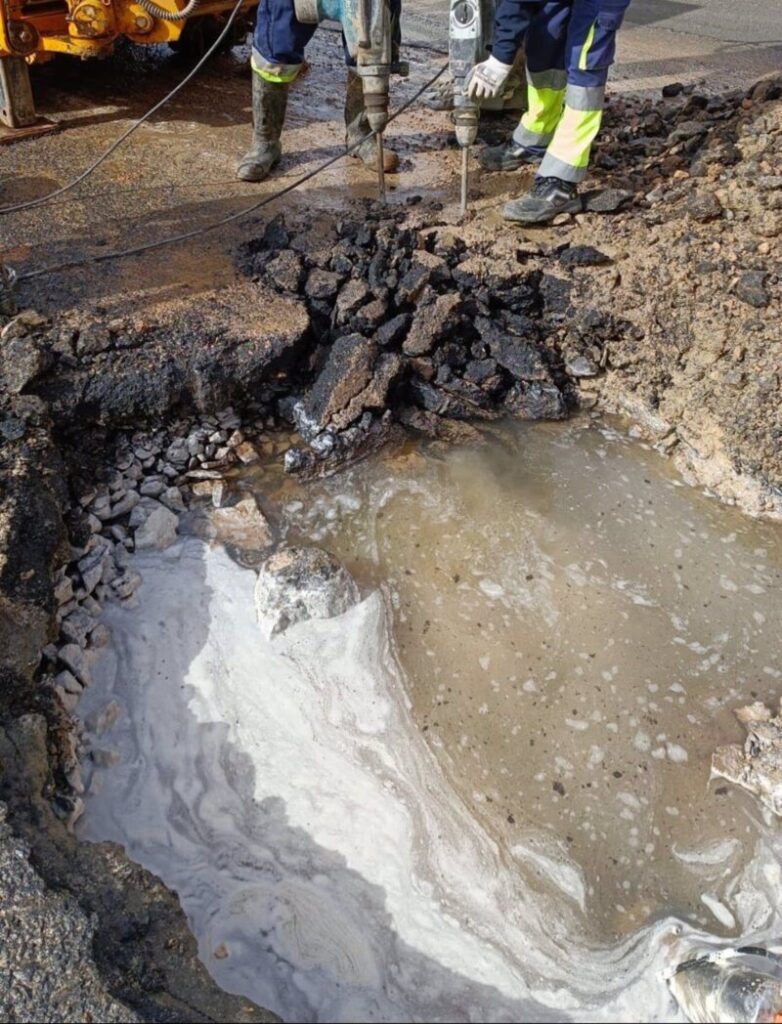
[241,211,630,474]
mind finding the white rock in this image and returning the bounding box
[58,643,92,687]
[111,571,142,600]
[108,490,140,519]
[254,546,359,639]
[54,685,79,713]
[235,441,260,465]
[85,700,121,736]
[160,486,186,513]
[140,477,165,497]
[134,504,179,551]
[54,669,82,695]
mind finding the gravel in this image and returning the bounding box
[0,802,138,1023]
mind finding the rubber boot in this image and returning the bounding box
[237,72,289,183]
[345,70,399,173]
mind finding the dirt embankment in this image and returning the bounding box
[0,75,780,1022]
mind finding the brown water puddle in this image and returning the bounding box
[244,415,782,942]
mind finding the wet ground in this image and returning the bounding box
[261,415,782,939]
[3,6,781,319]
[77,416,782,1022]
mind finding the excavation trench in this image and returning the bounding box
[74,416,782,1023]
[1,73,781,1017]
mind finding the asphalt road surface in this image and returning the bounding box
[402,0,782,92]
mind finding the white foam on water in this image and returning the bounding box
[78,418,782,1023]
[79,540,708,1023]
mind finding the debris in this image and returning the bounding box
[134,504,179,551]
[712,700,782,817]
[209,496,273,551]
[254,546,359,639]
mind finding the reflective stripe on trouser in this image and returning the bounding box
[512,68,566,150]
[538,83,605,182]
[251,49,302,83]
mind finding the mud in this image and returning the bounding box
[0,22,780,1021]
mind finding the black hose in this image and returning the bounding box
[16,63,448,283]
[137,0,201,23]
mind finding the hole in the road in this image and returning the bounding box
[75,416,782,1022]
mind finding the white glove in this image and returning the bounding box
[466,55,514,101]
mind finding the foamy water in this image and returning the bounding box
[79,419,782,1022]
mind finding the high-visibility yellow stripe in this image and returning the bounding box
[546,105,603,169]
[251,60,301,84]
[521,84,566,138]
[578,21,597,72]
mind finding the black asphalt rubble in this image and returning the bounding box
[0,72,780,1023]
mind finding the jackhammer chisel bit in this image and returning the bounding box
[376,132,387,203]
[460,145,469,217]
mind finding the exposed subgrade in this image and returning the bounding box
[0,71,781,1022]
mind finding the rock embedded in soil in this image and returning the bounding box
[584,188,633,213]
[134,503,179,551]
[686,192,723,222]
[558,245,612,268]
[711,700,782,817]
[734,271,769,308]
[254,546,360,639]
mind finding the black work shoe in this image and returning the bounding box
[503,176,582,224]
[479,139,543,172]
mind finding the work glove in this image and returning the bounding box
[466,55,514,101]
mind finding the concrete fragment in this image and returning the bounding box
[134,504,178,551]
[209,497,273,551]
[58,644,92,687]
[254,546,360,639]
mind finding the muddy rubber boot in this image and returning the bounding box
[236,73,289,183]
[345,70,399,173]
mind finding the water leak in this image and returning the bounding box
[78,416,782,1022]
[269,417,782,940]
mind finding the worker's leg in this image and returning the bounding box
[343,0,401,172]
[237,0,317,182]
[479,0,570,171]
[504,0,630,221]
[537,0,628,181]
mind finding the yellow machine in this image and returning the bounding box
[0,0,256,133]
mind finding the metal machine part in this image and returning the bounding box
[449,0,493,214]
[294,0,393,200]
[669,947,782,1024]
[0,0,257,133]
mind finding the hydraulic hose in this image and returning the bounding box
[136,0,201,22]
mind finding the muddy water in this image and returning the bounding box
[79,417,782,1022]
[268,417,782,941]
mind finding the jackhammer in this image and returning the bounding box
[294,0,395,201]
[449,0,493,215]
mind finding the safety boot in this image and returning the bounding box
[237,72,289,183]
[479,138,543,172]
[502,176,582,225]
[345,69,399,173]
